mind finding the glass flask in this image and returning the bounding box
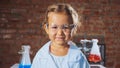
[19,45,31,68]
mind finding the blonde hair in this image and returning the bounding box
[43,3,80,26]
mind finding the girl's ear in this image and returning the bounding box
[44,24,49,34]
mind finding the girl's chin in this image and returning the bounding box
[54,40,67,45]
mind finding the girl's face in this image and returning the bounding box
[45,12,74,46]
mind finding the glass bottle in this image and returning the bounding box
[19,45,31,68]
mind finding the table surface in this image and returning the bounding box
[11,63,106,68]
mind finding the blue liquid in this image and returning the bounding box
[19,64,31,68]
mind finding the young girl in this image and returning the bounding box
[31,3,90,68]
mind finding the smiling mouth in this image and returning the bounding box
[56,37,65,40]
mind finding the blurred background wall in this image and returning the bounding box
[0,0,120,68]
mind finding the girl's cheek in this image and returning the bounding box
[66,33,72,39]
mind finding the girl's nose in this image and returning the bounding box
[57,28,64,35]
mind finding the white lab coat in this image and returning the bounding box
[31,41,90,68]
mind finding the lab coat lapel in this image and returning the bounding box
[41,41,58,68]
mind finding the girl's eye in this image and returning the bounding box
[63,26,69,29]
[51,26,58,29]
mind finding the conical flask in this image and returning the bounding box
[19,45,31,68]
[88,39,101,63]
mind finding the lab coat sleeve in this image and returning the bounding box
[31,51,49,68]
[31,41,50,68]
[31,53,40,68]
[79,54,90,68]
